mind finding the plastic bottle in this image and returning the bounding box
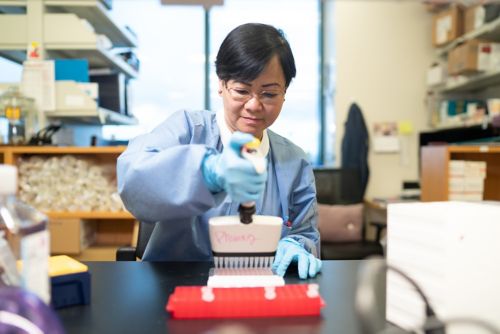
[0,164,50,304]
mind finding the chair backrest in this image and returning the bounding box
[313,168,363,205]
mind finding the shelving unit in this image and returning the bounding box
[0,145,137,261]
[45,107,138,125]
[44,0,138,48]
[426,5,500,131]
[0,1,137,78]
[437,68,500,94]
[420,145,500,201]
[0,0,138,125]
[436,15,500,57]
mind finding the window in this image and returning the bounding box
[0,58,22,84]
[110,1,205,130]
[111,0,325,163]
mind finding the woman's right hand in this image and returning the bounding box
[201,131,267,203]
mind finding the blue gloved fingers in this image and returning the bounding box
[275,248,298,277]
[307,254,321,278]
[224,156,256,172]
[227,187,260,203]
[315,257,323,276]
[272,241,287,271]
[225,171,267,202]
[297,252,310,279]
[239,180,266,193]
[201,152,223,192]
[229,131,255,152]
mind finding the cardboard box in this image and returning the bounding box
[448,40,477,75]
[448,40,500,75]
[49,219,96,254]
[433,4,464,46]
[464,5,485,33]
[426,63,447,86]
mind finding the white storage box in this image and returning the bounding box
[386,201,500,334]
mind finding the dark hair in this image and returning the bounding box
[215,23,296,88]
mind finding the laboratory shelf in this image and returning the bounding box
[421,145,500,202]
[0,13,138,78]
[45,107,138,125]
[0,0,26,13]
[47,211,134,220]
[436,68,500,94]
[0,145,136,262]
[436,15,500,57]
[0,0,136,47]
[72,245,121,261]
[45,0,137,48]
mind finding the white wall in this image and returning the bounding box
[328,1,434,198]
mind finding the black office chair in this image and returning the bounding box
[116,222,155,261]
[313,168,385,260]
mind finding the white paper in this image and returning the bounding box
[65,95,85,107]
[21,230,50,304]
[437,16,451,44]
[21,60,56,112]
[373,136,400,153]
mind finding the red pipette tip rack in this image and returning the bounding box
[166,284,325,319]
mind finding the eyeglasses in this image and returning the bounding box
[226,86,285,106]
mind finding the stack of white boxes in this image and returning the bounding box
[448,160,487,201]
[386,202,500,334]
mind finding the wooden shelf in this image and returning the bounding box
[0,145,126,154]
[0,145,127,163]
[70,245,120,261]
[47,211,134,219]
[421,145,500,202]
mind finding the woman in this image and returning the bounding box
[117,23,321,279]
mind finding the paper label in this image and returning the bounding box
[20,230,50,304]
[437,16,452,44]
[65,95,85,107]
[474,7,485,30]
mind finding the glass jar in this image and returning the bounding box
[0,87,35,145]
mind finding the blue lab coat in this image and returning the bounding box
[117,110,319,261]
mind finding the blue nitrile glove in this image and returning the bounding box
[201,131,267,203]
[272,237,322,279]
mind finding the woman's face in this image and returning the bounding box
[219,55,286,140]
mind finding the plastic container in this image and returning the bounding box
[0,287,64,334]
[0,164,51,304]
[166,284,325,319]
[0,87,35,145]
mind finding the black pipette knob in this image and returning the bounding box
[238,204,255,224]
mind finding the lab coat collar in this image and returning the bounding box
[216,109,269,157]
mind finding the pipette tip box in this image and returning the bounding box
[166,284,325,319]
[49,255,91,309]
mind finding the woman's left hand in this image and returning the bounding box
[272,237,322,279]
